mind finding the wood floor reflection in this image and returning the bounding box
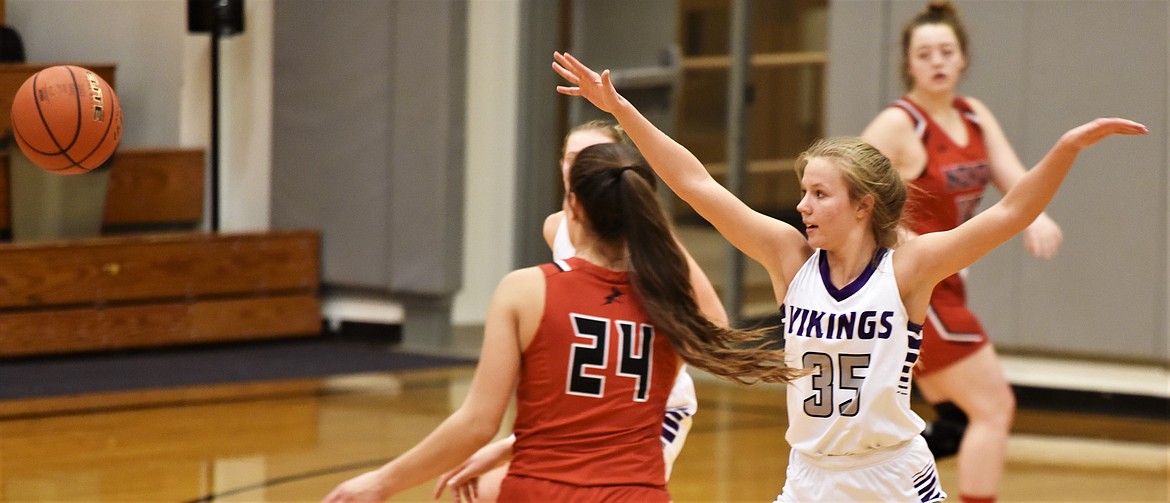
[0,366,1165,502]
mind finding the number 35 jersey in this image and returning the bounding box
[782,248,926,457]
[509,257,682,487]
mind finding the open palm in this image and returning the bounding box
[1062,118,1148,149]
[552,51,626,114]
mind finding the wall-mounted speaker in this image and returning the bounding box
[187,0,245,36]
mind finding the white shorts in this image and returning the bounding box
[773,435,945,503]
[661,366,697,480]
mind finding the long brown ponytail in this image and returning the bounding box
[569,143,803,384]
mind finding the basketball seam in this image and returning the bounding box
[62,65,120,172]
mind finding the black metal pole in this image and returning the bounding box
[209,12,220,232]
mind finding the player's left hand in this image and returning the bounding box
[1023,212,1062,259]
[1059,118,1147,150]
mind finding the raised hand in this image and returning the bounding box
[552,51,626,114]
[1060,118,1148,150]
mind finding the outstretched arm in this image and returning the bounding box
[897,118,1147,304]
[552,51,811,287]
[967,97,1064,259]
[322,270,535,503]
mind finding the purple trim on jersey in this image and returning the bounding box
[893,99,927,138]
[818,248,889,302]
[899,326,924,395]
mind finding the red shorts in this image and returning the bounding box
[498,475,669,503]
[914,276,989,377]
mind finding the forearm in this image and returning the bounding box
[995,138,1080,231]
[373,412,499,497]
[610,100,712,199]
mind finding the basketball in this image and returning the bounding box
[10,65,123,175]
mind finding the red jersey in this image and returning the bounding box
[894,97,991,235]
[890,97,991,375]
[507,257,681,488]
[892,97,991,308]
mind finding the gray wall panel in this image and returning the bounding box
[1014,1,1165,359]
[824,0,887,138]
[272,0,465,297]
[828,0,1168,362]
[387,0,466,294]
[513,0,565,269]
[272,0,394,287]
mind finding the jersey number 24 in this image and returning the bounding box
[566,314,654,402]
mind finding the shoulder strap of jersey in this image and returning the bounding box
[952,96,982,130]
[891,99,927,139]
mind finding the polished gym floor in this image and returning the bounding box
[0,350,1165,502]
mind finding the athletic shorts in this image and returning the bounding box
[661,406,692,480]
[774,435,945,503]
[662,365,697,479]
[498,475,669,503]
[914,274,989,376]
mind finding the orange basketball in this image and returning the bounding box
[10,65,123,175]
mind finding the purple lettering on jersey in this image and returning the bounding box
[787,307,897,341]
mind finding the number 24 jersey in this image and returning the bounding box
[508,257,682,487]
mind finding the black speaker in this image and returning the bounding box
[187,0,245,36]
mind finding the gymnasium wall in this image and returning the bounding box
[7,0,274,232]
[826,0,1168,364]
[270,0,467,348]
[6,0,510,341]
[9,0,1167,362]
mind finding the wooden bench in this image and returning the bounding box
[0,148,322,357]
[0,230,321,356]
[0,54,322,356]
[101,147,205,234]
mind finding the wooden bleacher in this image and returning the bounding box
[0,62,322,357]
[101,147,205,234]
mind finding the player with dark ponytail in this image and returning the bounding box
[571,143,800,385]
[322,141,802,503]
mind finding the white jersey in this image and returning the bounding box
[552,216,576,261]
[782,248,925,457]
